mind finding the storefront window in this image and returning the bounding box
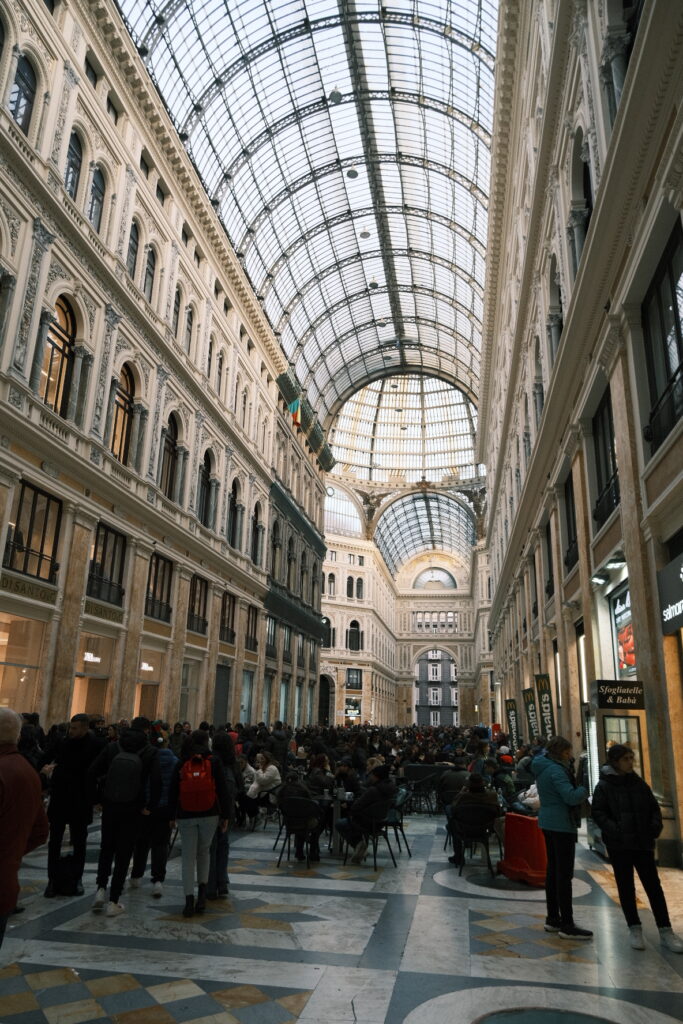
[180,660,200,723]
[136,647,166,720]
[279,678,289,721]
[241,669,253,722]
[611,586,636,679]
[71,633,114,717]
[0,612,45,710]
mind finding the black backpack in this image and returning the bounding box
[103,748,143,803]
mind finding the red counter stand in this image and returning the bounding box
[497,813,547,886]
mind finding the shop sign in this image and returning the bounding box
[1,571,56,605]
[657,551,683,635]
[610,586,636,679]
[504,699,520,751]
[84,599,123,623]
[596,679,645,709]
[535,674,556,741]
[522,687,540,741]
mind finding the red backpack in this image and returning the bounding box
[179,755,216,812]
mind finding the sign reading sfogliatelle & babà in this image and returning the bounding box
[595,680,644,710]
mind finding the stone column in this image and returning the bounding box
[28,309,55,394]
[601,30,630,121]
[103,376,119,448]
[50,62,79,168]
[3,46,20,107]
[175,447,189,506]
[76,352,93,427]
[127,403,143,471]
[46,506,97,724]
[13,220,55,377]
[156,427,168,487]
[0,272,17,357]
[115,539,152,718]
[200,584,222,723]
[0,467,19,558]
[547,313,563,362]
[91,306,122,438]
[236,504,245,551]
[207,477,219,531]
[147,367,169,480]
[66,346,86,421]
[164,567,192,722]
[134,407,148,473]
[572,433,597,687]
[609,327,671,799]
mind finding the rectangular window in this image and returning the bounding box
[346,668,362,689]
[139,154,149,179]
[106,97,118,124]
[84,57,98,87]
[87,522,126,606]
[220,591,235,643]
[245,605,258,651]
[187,574,208,634]
[0,612,45,711]
[592,386,620,528]
[265,615,277,656]
[241,669,254,721]
[450,686,457,706]
[262,673,273,722]
[297,632,305,666]
[348,553,355,565]
[282,624,292,659]
[642,220,683,453]
[430,687,440,706]
[429,663,441,680]
[155,182,166,206]
[3,481,62,584]
[430,710,440,726]
[544,520,554,598]
[563,472,578,572]
[145,553,173,622]
[428,649,439,659]
[328,550,337,562]
[358,555,364,566]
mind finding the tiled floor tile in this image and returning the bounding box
[146,980,206,1003]
[42,998,105,1024]
[211,986,270,1009]
[85,974,141,997]
[111,1006,175,1024]
[25,968,81,991]
[0,991,41,1015]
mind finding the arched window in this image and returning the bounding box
[197,450,211,527]
[64,132,83,200]
[300,552,308,599]
[216,351,223,395]
[346,575,354,598]
[356,577,364,599]
[321,571,325,595]
[207,338,213,378]
[143,247,156,302]
[126,220,139,278]
[40,295,76,417]
[287,537,295,590]
[227,479,240,548]
[172,287,181,336]
[9,56,36,135]
[110,363,135,464]
[159,413,179,500]
[184,306,193,352]
[312,562,319,606]
[88,166,106,233]
[241,387,248,428]
[346,620,362,651]
[250,502,261,564]
[270,519,281,578]
[328,573,336,597]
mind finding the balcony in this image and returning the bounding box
[3,541,59,585]
[86,572,124,606]
[564,538,579,571]
[219,625,235,644]
[643,362,683,454]
[593,470,620,529]
[283,650,292,663]
[187,612,208,634]
[144,596,172,622]
[265,642,277,659]
[245,635,258,652]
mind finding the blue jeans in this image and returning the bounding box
[178,816,218,896]
[207,826,230,895]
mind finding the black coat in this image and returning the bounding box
[591,766,662,851]
[45,732,101,823]
[351,777,396,830]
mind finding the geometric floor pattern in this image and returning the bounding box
[2,816,683,1023]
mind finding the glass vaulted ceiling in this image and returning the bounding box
[330,374,479,483]
[117,0,497,424]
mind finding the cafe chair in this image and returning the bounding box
[448,803,502,877]
[276,797,322,869]
[386,786,412,857]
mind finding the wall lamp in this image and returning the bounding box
[591,571,610,586]
[604,550,626,570]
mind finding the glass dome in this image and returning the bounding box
[324,486,364,536]
[374,492,475,575]
[329,374,479,483]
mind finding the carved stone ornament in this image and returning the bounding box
[0,197,20,258]
[8,387,24,410]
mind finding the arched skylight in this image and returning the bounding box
[324,486,363,536]
[375,492,475,575]
[330,374,478,483]
[413,567,457,589]
[117,0,497,423]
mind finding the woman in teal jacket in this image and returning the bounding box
[532,736,591,940]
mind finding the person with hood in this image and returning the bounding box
[336,763,396,864]
[267,721,289,772]
[88,727,162,916]
[129,730,178,897]
[532,735,592,940]
[591,744,683,952]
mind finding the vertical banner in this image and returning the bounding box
[522,687,540,742]
[504,699,520,752]
[535,674,556,741]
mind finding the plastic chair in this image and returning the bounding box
[449,803,502,876]
[276,797,321,869]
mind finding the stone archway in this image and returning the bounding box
[318,673,335,726]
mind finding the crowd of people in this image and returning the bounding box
[1,710,682,955]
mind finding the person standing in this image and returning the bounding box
[0,708,49,948]
[129,730,177,897]
[41,713,101,897]
[532,735,592,940]
[591,744,683,952]
[206,731,238,898]
[169,730,231,917]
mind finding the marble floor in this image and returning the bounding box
[2,816,683,1024]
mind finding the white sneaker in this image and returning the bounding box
[128,877,141,888]
[350,838,368,864]
[629,925,645,950]
[152,881,163,898]
[92,887,107,912]
[660,927,683,953]
[105,901,125,917]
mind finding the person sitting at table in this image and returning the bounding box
[447,772,501,866]
[436,757,469,809]
[336,763,396,864]
[277,771,323,862]
[334,757,362,797]
[306,754,335,796]
[238,751,281,824]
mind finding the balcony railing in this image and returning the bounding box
[283,650,291,663]
[219,625,235,644]
[145,595,172,622]
[643,363,683,455]
[86,572,124,606]
[265,642,277,659]
[245,635,258,652]
[564,538,579,571]
[187,612,208,634]
[593,470,620,529]
[3,541,59,585]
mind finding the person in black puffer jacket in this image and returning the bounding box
[592,743,683,953]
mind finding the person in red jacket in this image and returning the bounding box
[0,707,49,948]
